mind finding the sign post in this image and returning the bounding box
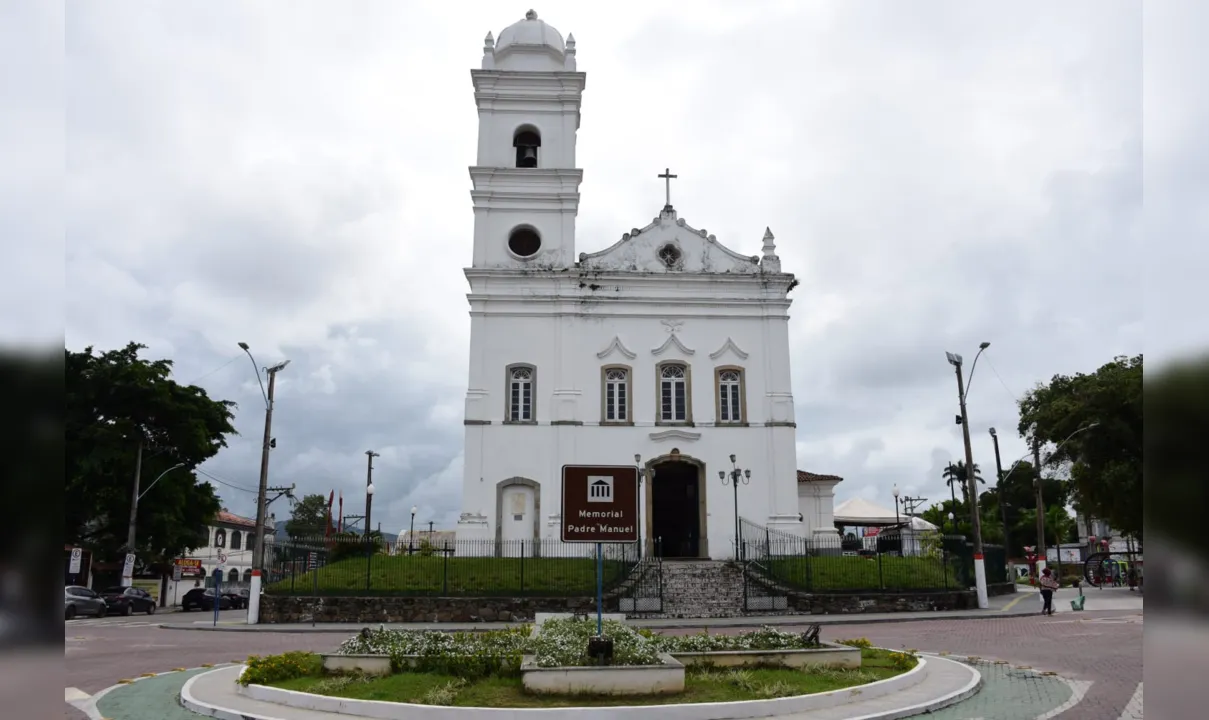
[68,547,83,585]
[560,465,640,648]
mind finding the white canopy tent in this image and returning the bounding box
[833,498,941,557]
[833,497,901,526]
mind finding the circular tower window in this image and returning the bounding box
[508,227,542,258]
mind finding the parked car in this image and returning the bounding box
[181,588,232,612]
[99,586,157,616]
[221,588,249,610]
[64,586,107,620]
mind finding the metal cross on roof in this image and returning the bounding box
[657,167,678,209]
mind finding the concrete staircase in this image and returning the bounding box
[622,559,799,619]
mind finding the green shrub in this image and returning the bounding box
[239,651,323,686]
[529,618,662,668]
[835,637,873,649]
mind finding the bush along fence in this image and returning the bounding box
[736,518,1007,598]
[263,536,642,598]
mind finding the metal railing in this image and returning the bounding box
[738,519,976,594]
[263,536,641,597]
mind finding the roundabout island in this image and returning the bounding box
[174,615,981,720]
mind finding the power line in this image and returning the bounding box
[184,356,238,386]
[195,467,258,494]
[983,356,1019,405]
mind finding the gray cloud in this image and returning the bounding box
[54,1,1152,533]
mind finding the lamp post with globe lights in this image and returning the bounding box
[945,341,991,609]
[408,505,418,555]
[719,454,751,560]
[238,341,290,624]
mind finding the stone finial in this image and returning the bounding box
[481,31,496,69]
[761,227,781,272]
[526,9,538,20]
[762,227,777,255]
[564,32,577,69]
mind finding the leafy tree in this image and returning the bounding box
[66,343,237,573]
[1017,355,1142,537]
[285,493,331,539]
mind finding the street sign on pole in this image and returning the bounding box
[122,553,136,579]
[69,548,83,575]
[560,465,640,543]
[560,465,639,640]
[172,565,182,582]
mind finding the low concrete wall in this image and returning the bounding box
[520,653,685,695]
[259,595,597,624]
[323,654,391,676]
[670,642,859,670]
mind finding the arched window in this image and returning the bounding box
[230,530,242,551]
[717,368,744,423]
[603,367,629,422]
[659,364,689,423]
[513,128,541,168]
[243,569,253,584]
[507,365,535,422]
[227,568,239,584]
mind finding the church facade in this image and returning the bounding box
[455,11,839,559]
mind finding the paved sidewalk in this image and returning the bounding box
[161,593,1041,633]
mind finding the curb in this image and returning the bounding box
[73,664,234,720]
[156,608,1039,633]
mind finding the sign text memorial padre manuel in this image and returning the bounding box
[560,465,640,543]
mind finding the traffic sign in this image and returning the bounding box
[216,551,228,567]
[68,548,83,575]
[172,565,182,582]
[560,465,640,543]
[122,553,136,577]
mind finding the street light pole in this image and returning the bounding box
[1033,437,1046,572]
[121,436,145,586]
[408,506,417,555]
[946,342,991,609]
[365,450,380,534]
[239,342,289,625]
[989,428,1011,561]
[719,454,751,560]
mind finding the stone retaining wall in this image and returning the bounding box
[784,589,977,614]
[258,595,597,624]
[987,581,1017,597]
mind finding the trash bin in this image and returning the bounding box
[1070,595,1086,611]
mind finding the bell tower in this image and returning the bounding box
[469,10,585,268]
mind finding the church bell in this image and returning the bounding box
[517,145,538,168]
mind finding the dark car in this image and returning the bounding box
[99,586,157,616]
[181,587,232,612]
[221,588,249,610]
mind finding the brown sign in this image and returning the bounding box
[560,465,640,543]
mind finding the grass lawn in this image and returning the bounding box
[766,555,966,591]
[267,554,632,596]
[273,649,911,707]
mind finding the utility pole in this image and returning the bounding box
[947,343,990,609]
[989,428,1011,559]
[121,436,144,586]
[365,450,380,535]
[1033,437,1046,572]
[239,341,290,626]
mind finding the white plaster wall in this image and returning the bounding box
[458,282,804,558]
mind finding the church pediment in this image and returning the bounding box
[578,208,762,275]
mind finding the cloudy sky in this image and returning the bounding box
[51,1,1166,534]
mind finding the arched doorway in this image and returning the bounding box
[645,452,708,559]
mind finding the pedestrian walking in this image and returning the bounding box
[1039,567,1059,616]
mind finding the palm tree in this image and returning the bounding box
[942,461,984,504]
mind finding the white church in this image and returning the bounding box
[455,11,841,559]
